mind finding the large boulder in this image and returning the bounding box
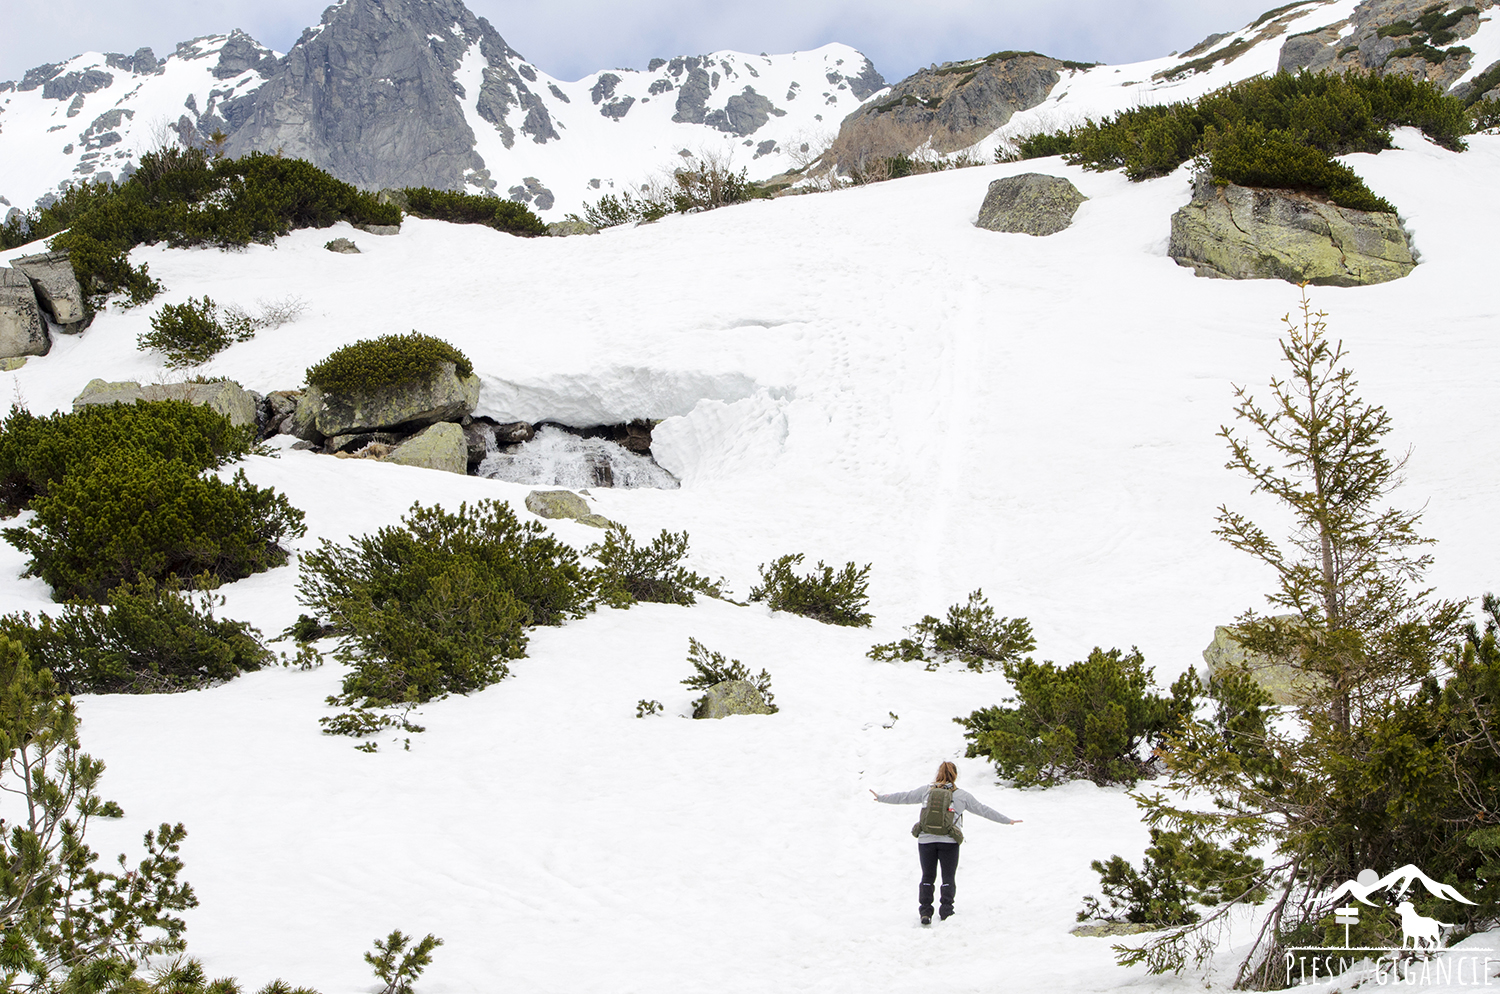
[72,378,260,427]
[0,268,49,359]
[694,680,774,719]
[523,489,617,529]
[1202,619,1322,706]
[293,361,480,441]
[976,173,1087,236]
[9,250,89,332]
[382,422,466,474]
[1168,176,1415,286]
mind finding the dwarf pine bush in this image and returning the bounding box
[681,636,777,714]
[0,575,272,694]
[305,332,473,392]
[0,401,252,514]
[868,589,1035,671]
[13,147,400,305]
[1078,828,1266,926]
[400,187,546,236]
[957,647,1198,787]
[587,525,720,608]
[298,500,594,730]
[749,553,872,627]
[138,295,254,368]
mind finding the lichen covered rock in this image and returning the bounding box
[976,173,1087,236]
[694,679,774,719]
[382,422,466,474]
[294,361,479,440]
[1168,176,1415,286]
[524,489,617,529]
[1202,620,1324,706]
[10,250,90,332]
[0,268,49,359]
[72,378,259,427]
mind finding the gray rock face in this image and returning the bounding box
[835,53,1064,156]
[705,86,786,136]
[104,48,163,75]
[694,680,774,719]
[224,0,556,190]
[1169,175,1416,287]
[9,250,89,331]
[508,177,555,210]
[324,238,360,254]
[41,69,114,101]
[214,29,278,80]
[383,422,467,474]
[673,65,714,123]
[72,379,259,427]
[976,173,1087,236]
[296,361,480,439]
[18,63,63,92]
[0,269,49,360]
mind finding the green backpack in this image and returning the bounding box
[911,785,964,842]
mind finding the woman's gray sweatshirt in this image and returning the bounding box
[876,785,1012,844]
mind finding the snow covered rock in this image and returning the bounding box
[975,173,1087,236]
[293,362,480,440]
[324,238,360,254]
[9,250,90,332]
[0,268,49,359]
[1167,177,1416,286]
[547,220,599,237]
[382,422,467,474]
[72,378,260,427]
[694,679,774,719]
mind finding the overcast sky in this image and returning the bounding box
[2,0,1280,86]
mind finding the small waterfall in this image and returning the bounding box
[476,425,680,489]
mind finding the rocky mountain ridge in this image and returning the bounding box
[0,0,884,218]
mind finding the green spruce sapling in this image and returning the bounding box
[869,589,1035,670]
[681,637,777,715]
[749,553,872,627]
[366,930,442,994]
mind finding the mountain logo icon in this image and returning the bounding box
[1324,865,1474,951]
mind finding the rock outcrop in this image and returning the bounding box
[72,378,260,426]
[833,52,1074,156]
[383,422,467,474]
[9,251,89,332]
[1168,176,1415,286]
[0,269,49,359]
[694,680,774,719]
[292,362,480,441]
[1276,0,1493,93]
[975,173,1087,236]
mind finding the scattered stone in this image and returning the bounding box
[72,378,260,427]
[1,356,28,371]
[976,173,1087,236]
[523,489,617,528]
[1071,922,1159,937]
[325,430,402,454]
[290,440,320,451]
[1202,618,1323,706]
[496,421,535,444]
[325,238,360,254]
[0,269,49,359]
[353,223,400,236]
[547,220,599,237]
[382,422,467,474]
[462,419,497,465]
[1168,175,1415,286]
[694,680,774,719]
[9,250,89,332]
[295,361,480,439]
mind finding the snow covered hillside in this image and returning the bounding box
[2,112,1498,989]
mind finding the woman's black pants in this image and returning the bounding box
[917,842,960,919]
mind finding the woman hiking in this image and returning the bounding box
[871,761,1021,925]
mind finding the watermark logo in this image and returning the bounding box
[1288,865,1488,986]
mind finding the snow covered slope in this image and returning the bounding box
[0,32,277,219]
[2,119,1498,989]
